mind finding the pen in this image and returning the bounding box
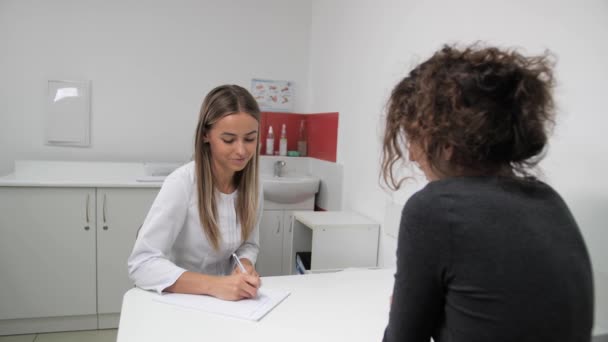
[232,253,248,274]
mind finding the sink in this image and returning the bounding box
[261,175,320,204]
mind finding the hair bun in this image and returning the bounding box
[475,64,522,104]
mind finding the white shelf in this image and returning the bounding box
[291,211,380,272]
[293,211,378,230]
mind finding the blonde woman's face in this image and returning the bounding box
[205,112,258,176]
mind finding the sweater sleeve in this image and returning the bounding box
[383,188,451,342]
[127,169,190,294]
[234,184,263,264]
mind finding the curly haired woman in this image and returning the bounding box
[382,45,594,342]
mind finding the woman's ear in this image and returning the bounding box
[407,140,423,163]
[408,148,416,163]
[202,132,210,143]
[442,144,454,161]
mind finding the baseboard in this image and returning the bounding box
[98,313,120,329]
[0,314,97,336]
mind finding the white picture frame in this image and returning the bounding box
[45,80,91,147]
[251,79,294,112]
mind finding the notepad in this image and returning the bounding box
[153,288,290,321]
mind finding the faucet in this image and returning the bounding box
[274,160,286,177]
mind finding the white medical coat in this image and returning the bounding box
[127,161,262,294]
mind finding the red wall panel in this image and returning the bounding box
[259,112,338,162]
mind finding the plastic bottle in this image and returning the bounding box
[279,124,287,156]
[297,120,307,157]
[265,126,274,155]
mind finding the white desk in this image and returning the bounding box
[117,268,395,342]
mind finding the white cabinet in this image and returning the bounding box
[0,187,97,322]
[291,211,380,272]
[96,188,158,328]
[282,211,296,275]
[0,186,159,335]
[257,209,302,276]
[257,210,284,276]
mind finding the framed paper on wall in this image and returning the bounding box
[45,80,91,147]
[251,79,294,112]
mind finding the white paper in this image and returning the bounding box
[153,288,290,321]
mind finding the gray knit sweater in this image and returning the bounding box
[383,176,593,342]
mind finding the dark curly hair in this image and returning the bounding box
[382,44,556,190]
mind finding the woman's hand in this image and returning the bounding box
[163,270,260,301]
[232,258,259,277]
[209,273,261,301]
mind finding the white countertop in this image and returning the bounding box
[0,160,180,188]
[293,211,379,230]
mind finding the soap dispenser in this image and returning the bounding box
[266,126,274,155]
[279,124,287,156]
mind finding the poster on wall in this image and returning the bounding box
[251,79,294,112]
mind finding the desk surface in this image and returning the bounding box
[117,268,395,342]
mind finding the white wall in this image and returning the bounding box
[0,0,311,175]
[309,0,608,333]
[310,157,343,210]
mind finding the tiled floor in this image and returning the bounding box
[0,329,117,342]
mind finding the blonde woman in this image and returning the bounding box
[128,84,262,301]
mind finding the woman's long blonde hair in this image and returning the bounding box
[193,85,260,250]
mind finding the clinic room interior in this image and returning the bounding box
[0,1,606,341]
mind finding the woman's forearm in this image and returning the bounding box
[164,271,217,295]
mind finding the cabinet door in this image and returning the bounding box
[281,211,295,275]
[96,188,158,315]
[0,187,96,320]
[257,210,283,276]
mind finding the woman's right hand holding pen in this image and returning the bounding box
[211,273,260,301]
[164,271,260,301]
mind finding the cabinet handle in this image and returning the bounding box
[85,193,90,223]
[103,193,107,223]
[103,193,109,231]
[276,220,281,234]
[289,216,293,233]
